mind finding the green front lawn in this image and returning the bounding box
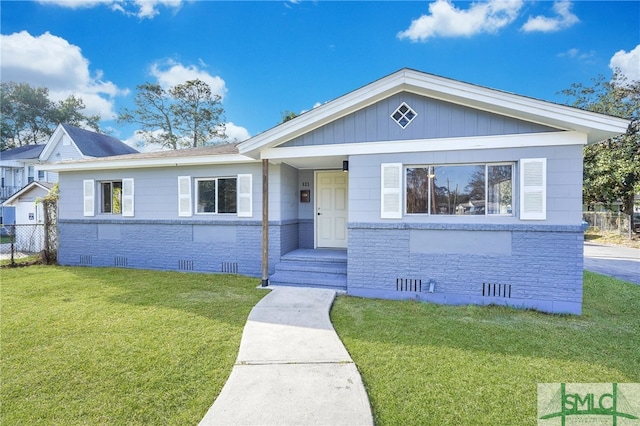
[331,272,640,425]
[1,266,265,425]
[2,267,638,425]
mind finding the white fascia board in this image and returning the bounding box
[238,72,407,156]
[401,70,629,142]
[241,69,628,156]
[39,124,66,161]
[2,181,50,206]
[261,131,587,160]
[38,154,259,172]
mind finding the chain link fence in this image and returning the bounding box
[582,211,635,237]
[1,224,46,264]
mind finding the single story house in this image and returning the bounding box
[42,69,629,314]
[1,123,137,225]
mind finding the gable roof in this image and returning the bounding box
[2,181,54,206]
[39,124,138,161]
[238,68,630,158]
[1,144,46,161]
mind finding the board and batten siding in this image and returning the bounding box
[281,92,557,148]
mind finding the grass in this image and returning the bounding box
[331,272,640,425]
[2,267,638,425]
[1,266,266,425]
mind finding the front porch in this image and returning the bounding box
[269,248,347,291]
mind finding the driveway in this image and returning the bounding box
[584,242,640,285]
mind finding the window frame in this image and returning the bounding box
[194,176,238,215]
[99,180,123,215]
[404,162,515,217]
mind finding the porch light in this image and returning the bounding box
[342,160,349,172]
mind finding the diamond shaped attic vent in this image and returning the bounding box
[391,102,417,129]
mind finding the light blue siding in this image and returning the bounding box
[281,92,557,147]
[49,136,82,160]
[347,144,584,225]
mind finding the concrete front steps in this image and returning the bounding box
[269,249,347,291]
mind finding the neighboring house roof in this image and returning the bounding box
[2,181,54,206]
[0,144,46,161]
[39,123,138,161]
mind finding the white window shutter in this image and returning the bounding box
[381,163,403,219]
[83,179,94,217]
[178,176,192,217]
[237,174,253,218]
[121,178,134,217]
[520,158,546,220]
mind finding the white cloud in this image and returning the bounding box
[38,0,183,19]
[0,31,126,119]
[557,48,595,62]
[610,44,640,81]
[223,122,251,143]
[150,59,228,99]
[522,1,579,33]
[397,0,523,42]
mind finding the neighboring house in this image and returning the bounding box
[0,123,137,203]
[0,123,137,226]
[0,144,46,202]
[42,69,628,314]
[2,181,55,225]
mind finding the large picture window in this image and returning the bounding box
[195,177,237,214]
[406,164,513,216]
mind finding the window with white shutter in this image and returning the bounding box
[83,179,95,217]
[519,158,546,220]
[178,176,192,217]
[237,174,252,218]
[381,163,403,219]
[122,178,134,217]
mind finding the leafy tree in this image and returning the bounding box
[281,110,298,123]
[0,82,100,150]
[118,79,226,149]
[560,70,640,226]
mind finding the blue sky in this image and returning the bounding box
[1,0,639,150]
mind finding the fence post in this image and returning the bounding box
[9,225,15,266]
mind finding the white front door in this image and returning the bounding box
[316,171,348,248]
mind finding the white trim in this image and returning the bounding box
[39,124,84,162]
[238,68,628,156]
[2,181,53,206]
[262,131,586,161]
[38,154,258,172]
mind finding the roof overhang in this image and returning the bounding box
[38,153,258,172]
[238,68,630,159]
[265,131,587,169]
[2,181,52,206]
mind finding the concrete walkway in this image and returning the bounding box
[584,242,640,285]
[199,286,374,426]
